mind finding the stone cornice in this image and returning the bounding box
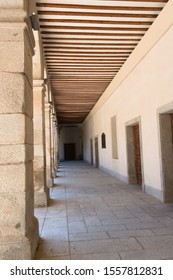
[33,79,45,88]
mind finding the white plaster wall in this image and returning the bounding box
[59,126,83,161]
[83,19,173,200]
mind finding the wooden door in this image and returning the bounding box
[133,125,142,185]
[64,143,75,160]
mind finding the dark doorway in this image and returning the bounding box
[64,143,75,160]
[95,137,99,168]
[90,139,93,165]
[160,112,173,202]
[133,125,142,185]
[126,121,143,186]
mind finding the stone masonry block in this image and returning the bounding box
[0,27,33,85]
[0,192,27,236]
[34,170,45,189]
[0,1,26,9]
[0,161,33,193]
[0,114,33,144]
[34,144,44,157]
[0,27,24,42]
[34,156,45,170]
[34,129,44,144]
[0,72,33,117]
[0,216,39,260]
[34,191,48,208]
[0,144,33,164]
[0,237,31,260]
[0,42,25,72]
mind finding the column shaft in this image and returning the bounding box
[0,2,39,259]
[33,80,49,207]
[45,98,53,188]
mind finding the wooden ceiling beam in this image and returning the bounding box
[41,30,145,36]
[40,25,148,32]
[45,54,130,57]
[44,50,132,53]
[43,41,137,45]
[39,18,153,25]
[44,46,134,50]
[46,56,127,60]
[36,3,163,11]
[43,37,141,41]
[47,62,124,65]
[49,67,118,70]
[38,11,158,18]
[55,93,102,96]
[51,79,110,82]
[52,89,108,91]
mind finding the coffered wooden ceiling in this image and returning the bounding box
[36,0,168,124]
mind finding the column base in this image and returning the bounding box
[52,170,56,178]
[0,217,39,260]
[34,188,50,207]
[47,177,53,188]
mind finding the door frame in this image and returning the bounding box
[157,102,173,202]
[126,117,144,189]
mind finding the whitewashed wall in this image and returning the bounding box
[83,2,173,201]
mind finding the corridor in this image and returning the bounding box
[35,161,173,260]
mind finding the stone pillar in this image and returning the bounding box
[53,115,58,174]
[50,110,59,178]
[0,1,39,259]
[45,92,53,188]
[33,80,49,207]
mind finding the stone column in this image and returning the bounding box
[33,80,49,207]
[0,1,39,259]
[53,116,58,174]
[45,93,53,188]
[50,112,56,178]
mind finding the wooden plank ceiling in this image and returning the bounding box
[36,0,168,124]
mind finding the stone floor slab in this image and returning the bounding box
[71,252,121,260]
[108,229,155,239]
[120,248,173,260]
[70,238,142,255]
[68,221,87,234]
[35,241,69,259]
[69,232,109,242]
[35,161,173,260]
[136,235,173,250]
[40,228,68,243]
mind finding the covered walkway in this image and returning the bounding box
[35,161,173,260]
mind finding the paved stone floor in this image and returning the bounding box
[35,161,173,260]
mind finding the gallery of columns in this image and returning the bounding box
[0,0,58,259]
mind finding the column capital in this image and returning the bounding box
[33,79,45,88]
[45,102,51,111]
